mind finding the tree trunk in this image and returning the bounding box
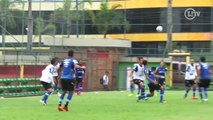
[1,16,6,48]
[27,0,33,51]
[39,34,42,47]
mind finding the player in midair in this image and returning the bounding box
[129,57,147,101]
[197,56,211,102]
[57,50,85,111]
[154,60,167,103]
[184,59,198,99]
[75,61,85,96]
[40,58,58,105]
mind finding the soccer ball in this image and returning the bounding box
[156,26,163,32]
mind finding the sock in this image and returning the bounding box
[65,92,73,107]
[198,87,203,100]
[184,87,190,98]
[59,93,65,106]
[204,88,208,99]
[75,83,79,92]
[140,87,145,98]
[146,94,152,97]
[160,89,164,102]
[193,87,196,97]
[137,86,140,95]
[42,90,51,102]
[130,84,135,94]
[79,83,83,92]
[54,85,59,93]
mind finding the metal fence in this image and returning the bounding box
[0,48,127,91]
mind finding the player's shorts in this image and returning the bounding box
[61,79,75,91]
[76,78,83,84]
[185,80,196,87]
[157,78,165,86]
[40,81,52,90]
[148,83,160,92]
[198,79,211,88]
[133,79,144,85]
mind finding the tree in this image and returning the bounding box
[88,0,130,38]
[0,0,24,47]
[34,17,44,47]
[49,0,91,38]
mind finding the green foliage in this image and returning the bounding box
[49,0,91,37]
[44,23,57,37]
[0,0,24,29]
[88,0,130,38]
[35,17,45,36]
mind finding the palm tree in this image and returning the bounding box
[88,0,130,38]
[44,23,57,37]
[34,17,44,47]
[0,0,24,47]
[50,0,91,38]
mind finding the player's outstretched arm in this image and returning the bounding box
[75,64,86,69]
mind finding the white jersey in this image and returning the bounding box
[53,63,60,77]
[40,64,55,84]
[185,63,197,80]
[133,63,145,80]
[103,74,109,85]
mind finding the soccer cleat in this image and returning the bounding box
[192,96,198,100]
[137,96,148,102]
[40,100,46,105]
[128,93,133,97]
[136,94,140,97]
[57,106,63,111]
[203,99,208,102]
[77,92,82,96]
[63,106,69,111]
[143,97,149,101]
[160,100,167,104]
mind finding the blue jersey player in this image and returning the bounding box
[154,60,167,103]
[143,60,160,99]
[197,56,211,102]
[75,63,85,96]
[57,50,86,111]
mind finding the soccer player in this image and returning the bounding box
[184,59,198,99]
[154,60,167,103]
[129,57,146,101]
[75,62,85,96]
[102,71,109,91]
[143,60,160,98]
[40,57,58,105]
[57,50,85,111]
[52,57,61,96]
[197,56,211,102]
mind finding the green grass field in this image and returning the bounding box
[0,91,213,120]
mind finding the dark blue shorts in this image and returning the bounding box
[41,81,52,90]
[76,78,83,84]
[133,79,144,85]
[198,80,211,88]
[61,79,75,91]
